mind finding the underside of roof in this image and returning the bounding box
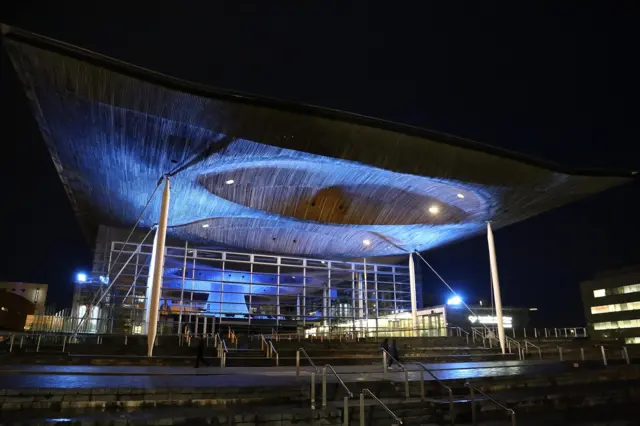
[2,24,633,257]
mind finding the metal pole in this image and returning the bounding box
[470,386,477,426]
[580,348,585,361]
[558,346,563,361]
[322,367,327,409]
[147,176,171,357]
[601,346,607,366]
[62,336,67,352]
[420,369,425,400]
[534,328,538,338]
[20,336,23,348]
[359,392,365,426]
[408,253,419,337]
[487,222,506,354]
[404,369,410,398]
[623,346,630,364]
[296,350,300,376]
[311,373,316,409]
[343,396,349,426]
[9,334,14,353]
[383,351,388,374]
[36,335,41,352]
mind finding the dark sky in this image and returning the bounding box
[1,3,639,322]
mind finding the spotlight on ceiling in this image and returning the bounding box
[202,224,210,228]
[457,193,465,199]
[362,239,371,246]
[428,205,440,214]
[225,179,235,185]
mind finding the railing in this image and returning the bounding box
[465,382,515,426]
[523,340,542,360]
[322,364,354,408]
[360,389,403,426]
[506,336,523,360]
[448,327,470,345]
[380,347,410,398]
[218,338,228,367]
[268,340,279,366]
[296,347,320,376]
[417,364,453,415]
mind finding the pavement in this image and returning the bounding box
[0,360,577,389]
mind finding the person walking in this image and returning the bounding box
[389,339,401,369]
[194,336,209,368]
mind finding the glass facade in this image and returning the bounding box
[591,301,640,315]
[593,284,640,298]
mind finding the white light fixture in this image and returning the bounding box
[362,239,371,246]
[428,205,440,214]
[202,224,210,228]
[457,193,465,199]
[225,179,235,185]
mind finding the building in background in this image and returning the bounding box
[580,266,640,344]
[0,282,47,314]
[0,291,36,331]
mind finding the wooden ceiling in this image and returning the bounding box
[2,26,633,257]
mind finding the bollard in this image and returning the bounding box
[311,373,316,409]
[383,351,388,374]
[420,369,425,400]
[404,369,410,399]
[62,336,67,352]
[296,350,300,376]
[622,346,630,365]
[600,346,608,366]
[322,367,327,408]
[36,335,42,352]
[359,392,365,426]
[9,334,14,353]
[581,348,585,361]
[343,396,349,426]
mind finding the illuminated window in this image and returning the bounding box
[625,337,640,344]
[594,319,640,330]
[591,301,640,315]
[593,284,640,298]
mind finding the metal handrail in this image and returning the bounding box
[325,364,354,398]
[361,389,403,425]
[523,340,542,359]
[214,332,222,348]
[465,382,516,426]
[269,340,279,366]
[299,347,320,372]
[381,347,405,370]
[221,338,228,353]
[416,363,453,413]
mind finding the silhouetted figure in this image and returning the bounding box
[388,339,401,369]
[194,337,209,368]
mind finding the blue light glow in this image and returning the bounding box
[447,296,462,305]
[76,273,87,282]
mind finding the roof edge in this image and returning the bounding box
[2,23,636,179]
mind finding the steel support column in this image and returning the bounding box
[487,222,506,354]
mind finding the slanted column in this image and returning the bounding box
[487,222,506,354]
[146,176,171,357]
[409,252,418,337]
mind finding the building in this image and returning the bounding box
[2,24,634,346]
[0,291,36,331]
[0,282,47,314]
[580,266,640,344]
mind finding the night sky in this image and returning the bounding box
[1,3,639,323]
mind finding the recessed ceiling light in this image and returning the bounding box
[225,179,235,185]
[457,193,465,199]
[202,224,210,228]
[362,239,371,246]
[428,205,440,214]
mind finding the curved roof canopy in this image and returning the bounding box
[2,25,633,257]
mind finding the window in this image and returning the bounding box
[625,337,640,344]
[591,301,640,315]
[594,319,640,330]
[593,284,640,298]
